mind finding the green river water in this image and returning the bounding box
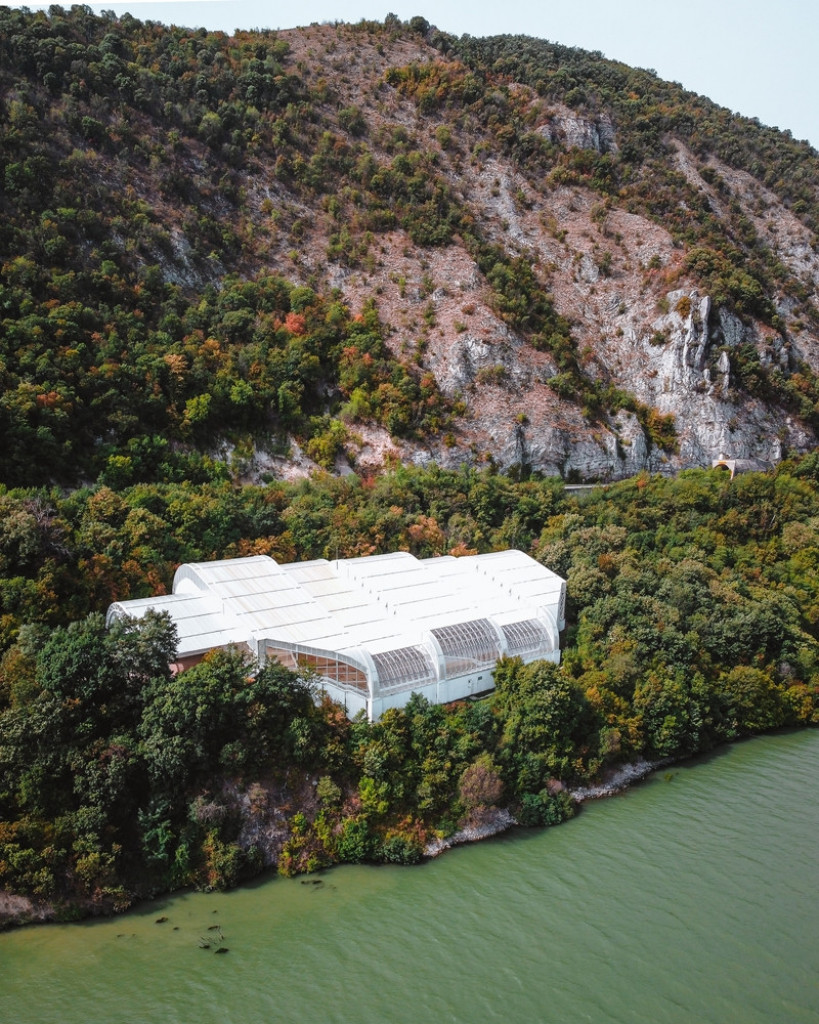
[2,730,818,1024]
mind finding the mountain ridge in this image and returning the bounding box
[2,7,818,486]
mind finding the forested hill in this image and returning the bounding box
[2,7,819,488]
[1,461,819,920]
[2,8,819,924]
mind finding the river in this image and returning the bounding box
[2,730,818,1024]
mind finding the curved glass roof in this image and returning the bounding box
[370,645,438,694]
[109,550,566,700]
[431,618,503,675]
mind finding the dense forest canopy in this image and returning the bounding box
[1,460,817,910]
[1,9,818,917]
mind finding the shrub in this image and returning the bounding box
[517,790,575,827]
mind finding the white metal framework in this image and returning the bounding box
[107,550,566,720]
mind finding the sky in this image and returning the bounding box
[6,0,818,149]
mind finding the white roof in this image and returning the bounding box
[106,591,246,657]
[107,551,565,661]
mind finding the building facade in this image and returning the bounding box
[107,550,566,720]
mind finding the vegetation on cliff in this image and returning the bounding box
[2,7,819,484]
[1,460,817,910]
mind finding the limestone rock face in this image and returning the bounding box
[608,288,805,472]
[373,269,814,482]
[412,270,815,483]
[538,109,618,153]
[218,35,819,485]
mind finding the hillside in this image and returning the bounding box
[2,459,818,922]
[3,7,819,921]
[2,8,819,486]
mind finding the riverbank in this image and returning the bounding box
[0,891,54,930]
[0,756,672,931]
[5,731,818,1024]
[424,808,517,857]
[569,757,669,800]
[422,757,669,858]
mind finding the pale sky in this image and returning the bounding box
[7,1,818,149]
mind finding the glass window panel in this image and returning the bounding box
[266,645,368,692]
[501,618,552,657]
[430,618,501,676]
[371,645,436,694]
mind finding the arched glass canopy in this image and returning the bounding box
[108,550,566,720]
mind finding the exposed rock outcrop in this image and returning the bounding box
[0,891,55,930]
[538,107,619,153]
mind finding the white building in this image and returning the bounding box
[107,550,566,720]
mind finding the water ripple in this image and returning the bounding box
[2,731,818,1024]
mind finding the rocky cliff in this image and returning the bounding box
[1,9,818,484]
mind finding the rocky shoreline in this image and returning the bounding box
[0,891,55,930]
[423,808,517,857]
[1,758,665,930]
[569,757,668,801]
[423,757,668,857]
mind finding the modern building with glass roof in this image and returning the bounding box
[107,550,566,720]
